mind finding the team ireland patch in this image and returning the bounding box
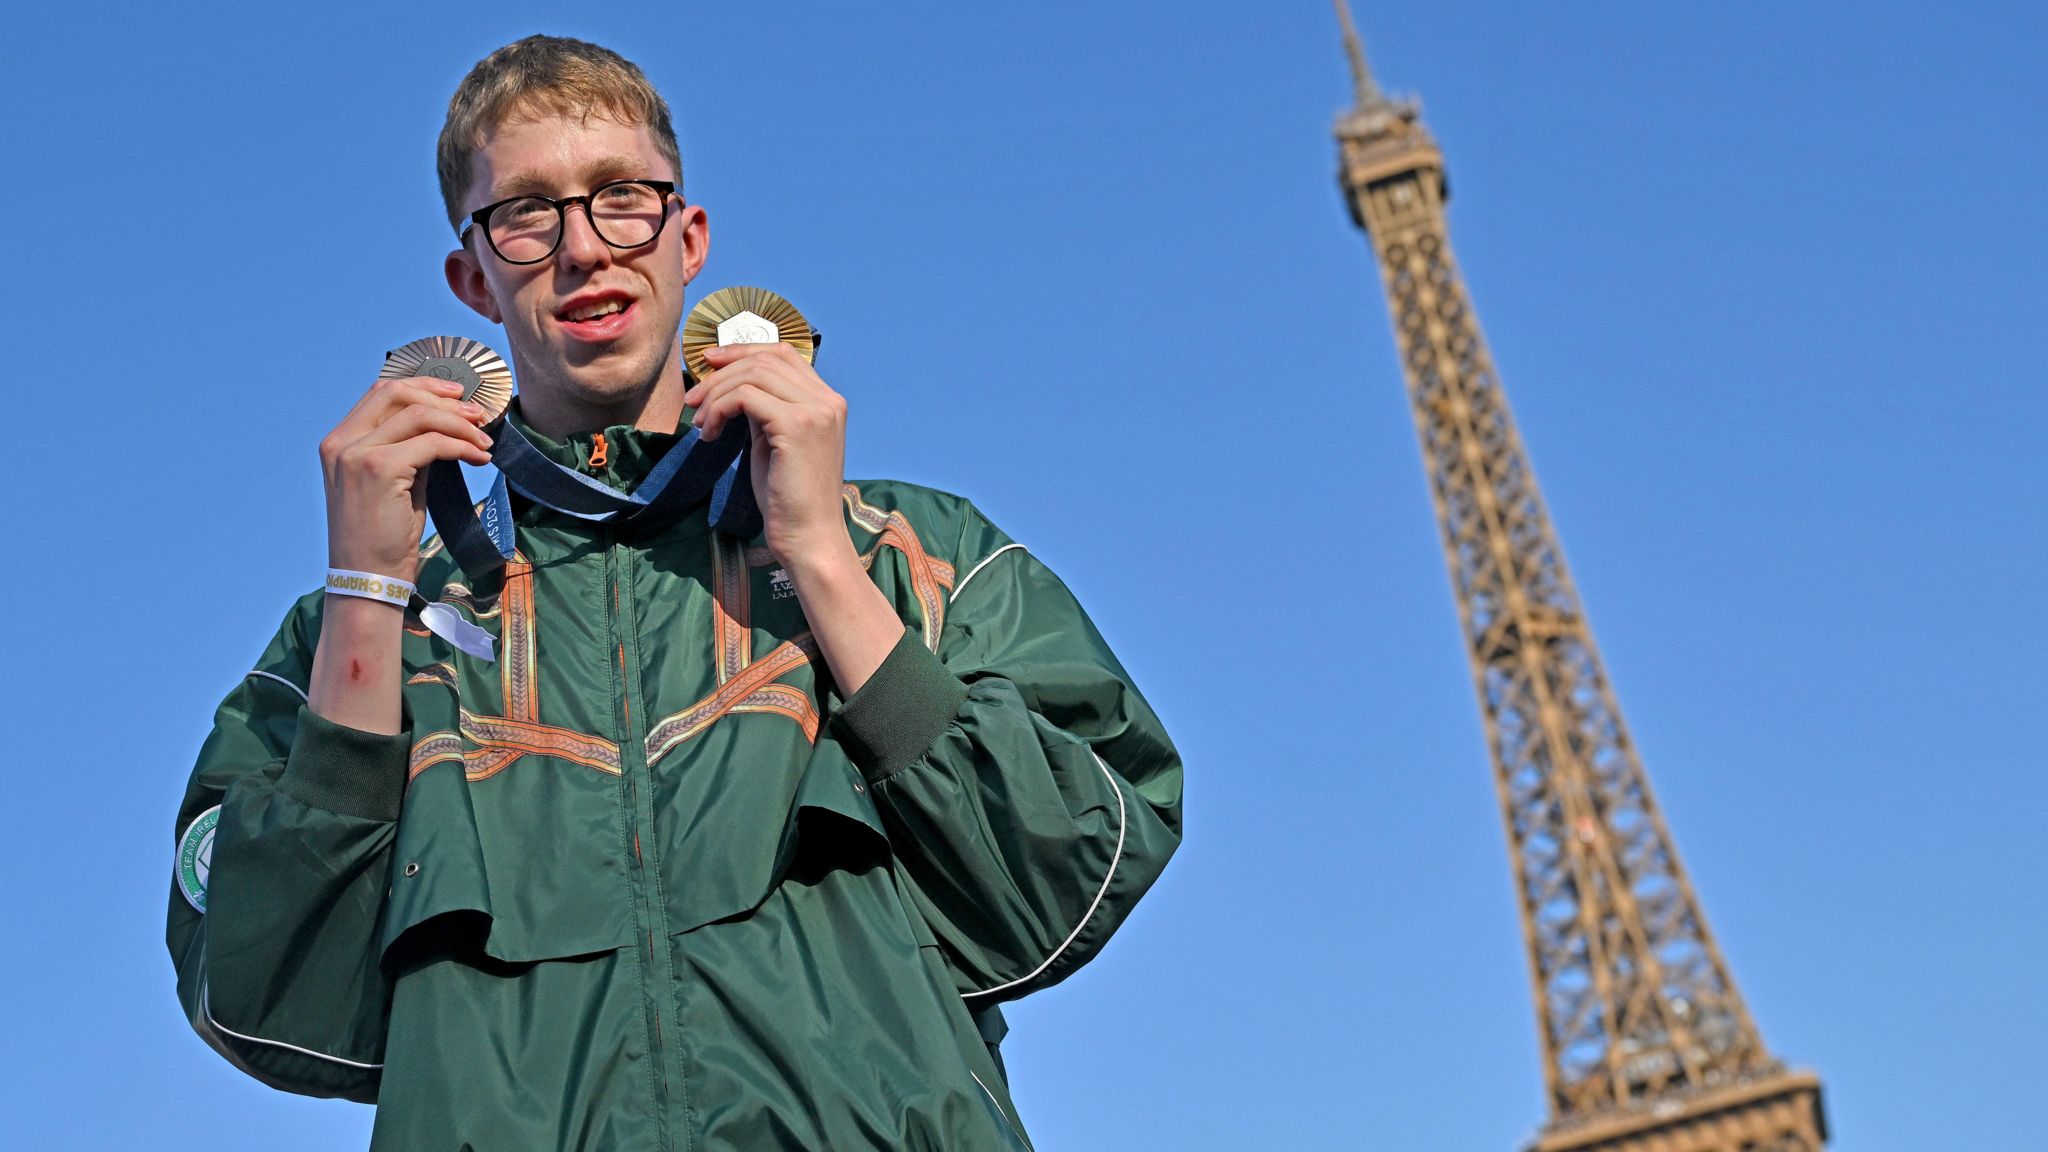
[176,806,219,913]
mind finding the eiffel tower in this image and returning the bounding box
[1329,7,1826,1150]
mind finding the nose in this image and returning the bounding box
[556,201,612,270]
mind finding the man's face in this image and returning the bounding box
[445,111,707,423]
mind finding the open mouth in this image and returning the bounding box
[557,293,636,339]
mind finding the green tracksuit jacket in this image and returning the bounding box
[165,413,1184,1151]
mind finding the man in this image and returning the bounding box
[165,33,1182,1152]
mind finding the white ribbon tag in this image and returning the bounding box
[419,602,497,662]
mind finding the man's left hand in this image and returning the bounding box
[686,340,905,695]
[686,341,852,570]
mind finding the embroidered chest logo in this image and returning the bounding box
[769,567,796,600]
[175,805,220,913]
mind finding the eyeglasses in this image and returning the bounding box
[460,179,679,265]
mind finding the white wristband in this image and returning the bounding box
[325,568,416,608]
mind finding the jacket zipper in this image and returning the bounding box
[610,528,688,1150]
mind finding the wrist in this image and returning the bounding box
[327,535,420,585]
[319,589,409,635]
[778,537,864,590]
[329,561,421,587]
[325,567,415,608]
[782,537,904,696]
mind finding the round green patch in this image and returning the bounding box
[176,806,219,913]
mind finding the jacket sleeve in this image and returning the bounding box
[831,507,1184,1005]
[165,597,408,1102]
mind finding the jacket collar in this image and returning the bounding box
[502,398,684,495]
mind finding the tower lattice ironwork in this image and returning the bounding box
[1329,7,1826,1150]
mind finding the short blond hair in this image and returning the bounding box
[437,35,682,232]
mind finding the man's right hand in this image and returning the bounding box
[309,376,493,737]
[319,376,495,583]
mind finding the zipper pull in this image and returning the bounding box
[588,431,609,471]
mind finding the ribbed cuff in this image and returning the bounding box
[278,705,411,821]
[833,629,968,785]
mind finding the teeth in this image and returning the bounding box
[567,300,626,322]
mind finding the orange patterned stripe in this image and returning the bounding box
[408,663,459,689]
[839,486,953,646]
[463,746,524,783]
[410,728,622,782]
[876,513,946,652]
[841,483,890,532]
[730,682,821,743]
[408,732,464,780]
[711,532,752,683]
[461,713,620,772]
[409,706,621,782]
[404,556,622,786]
[501,561,537,722]
[435,583,502,620]
[644,634,818,765]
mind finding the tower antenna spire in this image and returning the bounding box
[1332,0,1383,108]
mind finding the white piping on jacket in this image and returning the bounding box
[971,1069,1002,1109]
[949,543,1027,603]
[961,751,1128,1001]
[196,673,375,1074]
[972,1069,1030,1147]
[247,669,309,703]
[202,980,384,1070]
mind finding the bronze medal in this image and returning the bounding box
[379,336,514,421]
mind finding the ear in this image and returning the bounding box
[675,201,711,286]
[445,244,503,324]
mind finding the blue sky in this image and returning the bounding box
[3,2,2042,1148]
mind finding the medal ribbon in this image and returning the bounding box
[424,418,761,582]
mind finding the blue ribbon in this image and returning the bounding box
[426,419,761,580]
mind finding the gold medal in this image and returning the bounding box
[379,336,514,421]
[680,287,819,382]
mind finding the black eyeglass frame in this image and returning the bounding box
[459,179,681,265]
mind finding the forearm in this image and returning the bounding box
[194,746,401,1100]
[785,540,904,696]
[849,670,1181,1001]
[169,648,406,1100]
[830,527,1187,1002]
[309,370,494,738]
[307,594,407,735]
